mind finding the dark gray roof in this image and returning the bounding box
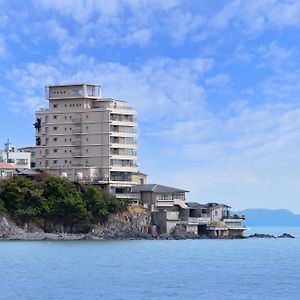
[131,184,188,193]
[186,202,231,209]
[13,169,39,176]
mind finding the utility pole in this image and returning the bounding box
[4,138,10,163]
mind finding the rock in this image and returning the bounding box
[248,233,276,238]
[277,233,295,238]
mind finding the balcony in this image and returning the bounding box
[72,140,82,146]
[72,129,82,134]
[188,217,211,224]
[166,211,180,221]
[114,193,140,200]
[72,152,82,157]
[72,117,81,124]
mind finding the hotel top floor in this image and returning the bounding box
[45,84,102,100]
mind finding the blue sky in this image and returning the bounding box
[1,0,300,211]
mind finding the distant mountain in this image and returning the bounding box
[234,209,300,227]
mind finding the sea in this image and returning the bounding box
[1,227,300,300]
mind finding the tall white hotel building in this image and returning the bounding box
[35,84,144,199]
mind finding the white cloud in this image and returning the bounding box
[205,73,231,87]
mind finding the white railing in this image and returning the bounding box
[188,217,211,223]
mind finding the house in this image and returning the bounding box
[131,183,246,237]
[131,184,188,209]
[0,162,15,179]
[0,142,31,169]
[183,202,245,237]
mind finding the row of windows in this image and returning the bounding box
[53,103,83,108]
[40,159,90,166]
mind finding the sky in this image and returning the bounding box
[1,0,300,212]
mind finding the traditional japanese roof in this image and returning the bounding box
[0,162,15,170]
[131,184,188,194]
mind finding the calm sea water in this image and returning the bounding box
[1,227,300,300]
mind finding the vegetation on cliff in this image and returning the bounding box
[0,175,127,233]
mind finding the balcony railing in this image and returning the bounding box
[72,140,82,146]
[115,193,140,200]
[72,152,82,157]
[72,117,81,123]
[188,217,211,224]
[72,129,82,134]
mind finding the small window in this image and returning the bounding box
[53,104,58,108]
[53,160,58,164]
[53,149,58,153]
[65,160,68,163]
[53,115,58,119]
[53,138,57,142]
[53,127,58,131]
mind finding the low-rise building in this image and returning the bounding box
[0,162,14,179]
[131,183,246,237]
[18,146,36,168]
[0,142,31,169]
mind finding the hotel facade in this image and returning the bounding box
[34,83,141,199]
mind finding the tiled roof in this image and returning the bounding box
[0,162,15,170]
[131,184,188,193]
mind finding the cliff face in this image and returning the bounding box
[0,205,152,240]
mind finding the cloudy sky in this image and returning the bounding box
[1,0,300,211]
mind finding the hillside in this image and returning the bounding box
[235,209,300,226]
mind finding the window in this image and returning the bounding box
[53,115,58,119]
[53,149,58,153]
[53,138,57,142]
[53,104,58,108]
[53,160,58,164]
[65,160,68,163]
[53,127,58,131]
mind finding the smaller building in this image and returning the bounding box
[18,146,36,168]
[0,142,31,169]
[131,183,246,237]
[131,183,188,209]
[132,171,147,185]
[0,162,14,179]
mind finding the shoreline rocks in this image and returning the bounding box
[0,214,296,241]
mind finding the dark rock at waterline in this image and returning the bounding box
[248,233,276,238]
[277,233,295,238]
